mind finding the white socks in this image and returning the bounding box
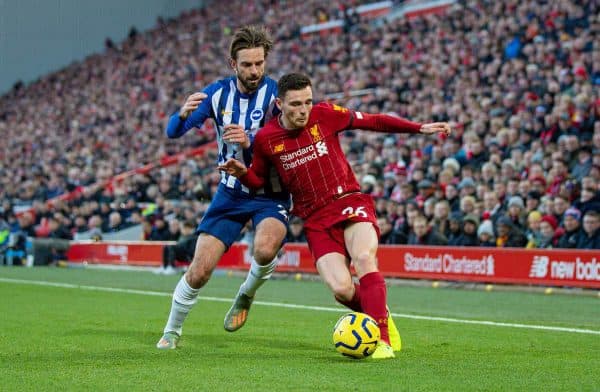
[163,257,277,336]
[164,276,200,336]
[238,257,278,298]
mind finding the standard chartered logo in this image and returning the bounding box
[316,141,328,156]
[404,253,495,275]
[279,141,329,170]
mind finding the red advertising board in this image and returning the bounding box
[66,241,600,289]
[67,241,174,266]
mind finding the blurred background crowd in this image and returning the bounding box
[1,0,599,265]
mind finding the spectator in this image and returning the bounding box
[408,215,447,246]
[526,191,542,213]
[377,215,395,245]
[551,195,570,226]
[103,211,129,233]
[31,215,72,265]
[156,219,198,275]
[536,215,560,249]
[446,212,463,246]
[87,215,104,241]
[168,219,181,241]
[454,214,479,246]
[457,177,476,198]
[459,195,476,216]
[482,190,504,225]
[444,183,460,212]
[431,200,451,238]
[0,218,10,263]
[577,211,600,249]
[572,146,593,181]
[557,208,584,249]
[286,216,307,243]
[506,196,526,231]
[477,220,495,247]
[574,185,600,216]
[495,216,527,248]
[415,179,435,208]
[525,210,543,249]
[149,215,171,241]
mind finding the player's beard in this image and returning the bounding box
[239,75,263,93]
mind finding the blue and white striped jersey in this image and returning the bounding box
[166,76,286,199]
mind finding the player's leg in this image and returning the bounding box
[157,233,227,349]
[158,192,244,349]
[315,252,356,307]
[305,224,362,311]
[344,222,395,359]
[224,211,287,331]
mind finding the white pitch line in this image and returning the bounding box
[1,277,599,336]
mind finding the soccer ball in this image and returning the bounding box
[332,312,380,359]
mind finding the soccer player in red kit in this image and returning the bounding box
[219,73,451,359]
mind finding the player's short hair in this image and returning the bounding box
[277,73,312,99]
[229,25,273,60]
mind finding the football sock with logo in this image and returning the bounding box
[239,256,277,298]
[164,275,200,336]
[335,283,363,312]
[359,271,389,345]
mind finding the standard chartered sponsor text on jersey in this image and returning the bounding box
[404,252,495,275]
[280,145,320,170]
[280,145,315,162]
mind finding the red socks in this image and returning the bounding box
[358,272,389,345]
[335,283,362,312]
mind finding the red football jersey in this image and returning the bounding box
[240,102,421,219]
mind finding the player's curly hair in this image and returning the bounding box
[229,25,273,60]
[277,73,312,99]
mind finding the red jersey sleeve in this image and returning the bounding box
[239,132,268,189]
[313,103,353,135]
[350,111,422,133]
[316,102,422,134]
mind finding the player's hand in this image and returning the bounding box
[217,158,248,178]
[419,122,451,136]
[179,92,207,119]
[223,124,251,149]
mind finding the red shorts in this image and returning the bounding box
[303,193,379,262]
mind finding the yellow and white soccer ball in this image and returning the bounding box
[332,312,380,359]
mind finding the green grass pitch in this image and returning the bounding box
[0,267,598,391]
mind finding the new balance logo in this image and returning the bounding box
[316,141,328,156]
[529,256,549,278]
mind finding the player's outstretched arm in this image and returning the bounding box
[419,122,452,136]
[218,159,266,189]
[166,92,208,138]
[350,111,451,137]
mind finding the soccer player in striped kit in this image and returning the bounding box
[220,73,451,359]
[157,26,290,349]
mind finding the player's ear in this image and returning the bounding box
[229,58,237,72]
[275,98,282,110]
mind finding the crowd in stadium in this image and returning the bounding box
[1,0,599,264]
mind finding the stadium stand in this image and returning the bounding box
[0,0,599,265]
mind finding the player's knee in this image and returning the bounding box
[331,281,354,302]
[185,259,213,288]
[252,239,279,265]
[252,246,277,265]
[352,252,376,271]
